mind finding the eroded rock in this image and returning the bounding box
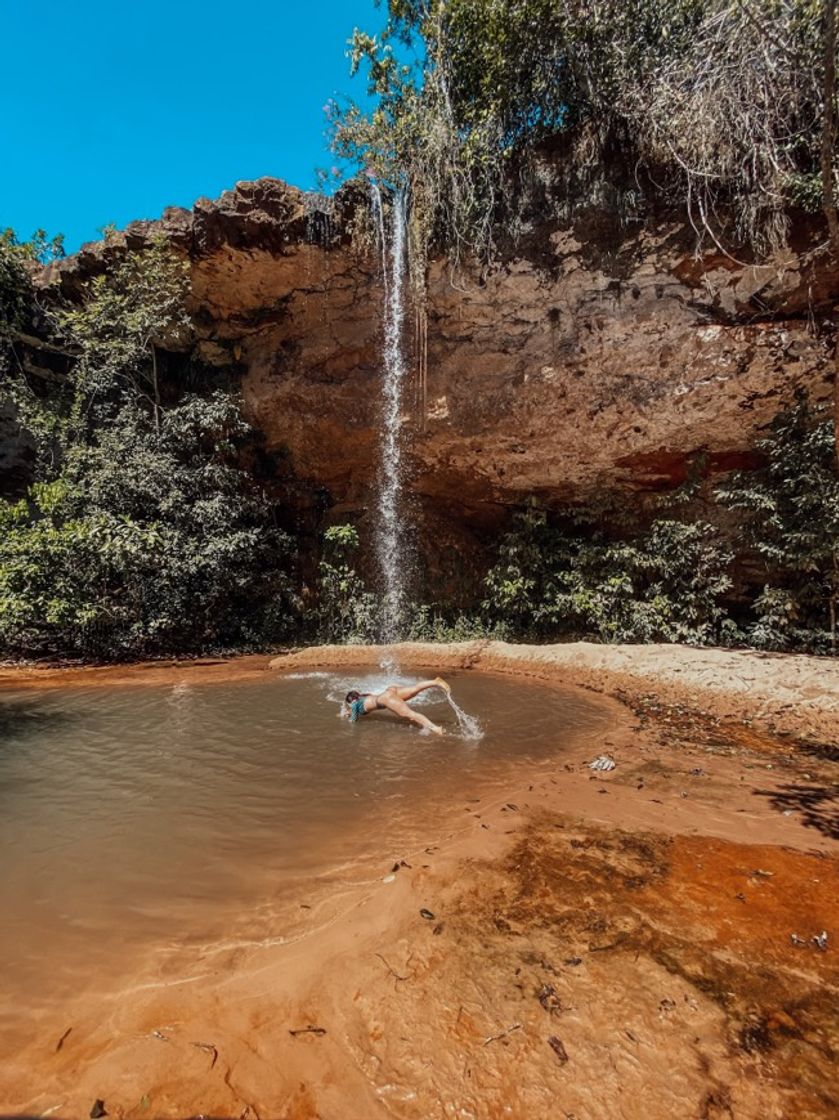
[24,176,839,583]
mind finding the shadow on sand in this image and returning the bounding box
[755,782,839,840]
[795,738,839,764]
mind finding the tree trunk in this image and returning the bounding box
[822,0,839,462]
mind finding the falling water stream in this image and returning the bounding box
[370,183,410,645]
[368,188,481,732]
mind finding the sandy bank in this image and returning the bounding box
[0,652,276,691]
[269,640,839,746]
[2,643,837,1118]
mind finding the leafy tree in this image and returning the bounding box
[0,245,30,353]
[336,1,830,288]
[314,524,379,642]
[0,242,299,660]
[0,479,162,657]
[569,520,735,645]
[480,502,560,635]
[717,391,839,652]
[0,394,298,659]
[0,229,63,357]
[1,227,65,363]
[59,236,190,436]
[0,228,65,263]
[1,230,68,496]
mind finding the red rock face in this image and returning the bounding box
[35,176,837,582]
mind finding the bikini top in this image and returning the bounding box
[348,698,367,722]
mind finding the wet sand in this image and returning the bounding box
[1,642,837,1119]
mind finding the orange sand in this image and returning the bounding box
[1,642,837,1119]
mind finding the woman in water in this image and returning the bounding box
[342,678,450,734]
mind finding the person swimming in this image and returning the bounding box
[341,677,450,735]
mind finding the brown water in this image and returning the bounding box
[0,668,609,1048]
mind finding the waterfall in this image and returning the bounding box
[370,183,410,644]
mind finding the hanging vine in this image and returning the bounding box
[332,0,833,285]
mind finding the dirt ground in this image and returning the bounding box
[1,642,837,1120]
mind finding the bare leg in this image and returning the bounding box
[378,693,444,734]
[394,678,450,702]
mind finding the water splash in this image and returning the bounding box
[370,182,410,646]
[325,671,428,706]
[443,693,484,741]
[323,674,481,740]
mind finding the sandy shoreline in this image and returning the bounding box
[3,639,837,743]
[269,640,839,746]
[1,642,837,1119]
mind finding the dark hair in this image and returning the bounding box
[345,690,360,703]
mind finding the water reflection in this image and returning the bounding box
[0,695,79,743]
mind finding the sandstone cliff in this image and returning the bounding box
[29,177,838,589]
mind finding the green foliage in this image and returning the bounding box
[314,524,379,643]
[311,526,510,644]
[1,231,67,478]
[1,228,64,358]
[58,237,191,434]
[336,0,830,283]
[0,238,36,351]
[482,503,734,645]
[0,394,297,659]
[0,242,298,660]
[404,603,510,642]
[3,237,191,477]
[716,391,839,653]
[480,503,560,635]
[477,393,838,654]
[0,228,65,263]
[0,252,29,363]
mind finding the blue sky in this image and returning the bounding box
[1,0,380,252]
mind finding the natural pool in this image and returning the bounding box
[0,667,610,1048]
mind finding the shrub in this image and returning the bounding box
[0,395,297,659]
[482,503,735,645]
[0,241,298,660]
[716,391,839,653]
[404,603,510,643]
[314,524,379,643]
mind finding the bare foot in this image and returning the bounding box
[434,677,451,694]
[431,723,444,736]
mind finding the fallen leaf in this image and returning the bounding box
[547,1036,568,1063]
